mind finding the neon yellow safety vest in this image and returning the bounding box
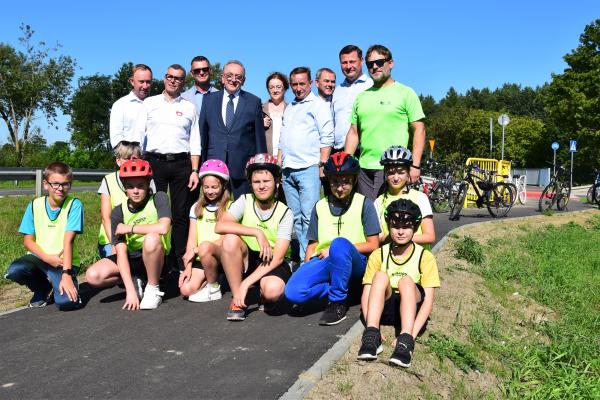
[314,193,366,254]
[120,195,171,254]
[32,195,80,266]
[98,172,128,245]
[240,194,291,258]
[381,242,424,290]
[375,189,430,250]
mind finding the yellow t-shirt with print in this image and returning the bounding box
[362,242,440,290]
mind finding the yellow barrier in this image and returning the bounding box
[462,158,512,207]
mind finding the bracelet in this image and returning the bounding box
[191,168,199,173]
[61,268,72,275]
[131,224,135,234]
[411,164,420,170]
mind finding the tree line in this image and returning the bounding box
[1,21,598,182]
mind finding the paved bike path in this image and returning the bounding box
[0,200,593,400]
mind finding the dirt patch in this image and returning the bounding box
[306,209,600,399]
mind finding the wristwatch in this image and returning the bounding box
[318,161,325,167]
[61,268,73,275]
[191,168,199,173]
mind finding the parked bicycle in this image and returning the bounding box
[422,160,457,213]
[511,174,527,205]
[586,170,600,206]
[449,162,515,221]
[538,164,571,212]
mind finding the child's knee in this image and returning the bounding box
[261,280,284,301]
[222,234,241,253]
[143,233,162,252]
[330,237,352,253]
[398,275,416,291]
[85,268,101,286]
[284,281,307,304]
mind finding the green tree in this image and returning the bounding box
[0,24,76,166]
[544,19,600,181]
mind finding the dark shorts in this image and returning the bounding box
[245,250,292,283]
[107,254,147,279]
[380,284,426,326]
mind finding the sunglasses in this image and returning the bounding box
[366,58,389,70]
[192,67,210,75]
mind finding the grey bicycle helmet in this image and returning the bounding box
[380,146,413,166]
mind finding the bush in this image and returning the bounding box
[454,235,485,265]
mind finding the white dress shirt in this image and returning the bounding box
[331,73,373,149]
[134,93,200,155]
[109,91,144,148]
[221,90,240,126]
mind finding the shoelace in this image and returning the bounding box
[362,332,380,348]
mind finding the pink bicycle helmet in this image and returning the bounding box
[198,159,230,181]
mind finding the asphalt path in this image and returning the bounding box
[0,196,595,400]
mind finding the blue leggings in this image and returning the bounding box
[285,237,366,304]
[5,254,81,310]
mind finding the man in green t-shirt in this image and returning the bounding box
[344,44,426,200]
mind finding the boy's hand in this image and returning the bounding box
[317,247,330,259]
[59,274,78,302]
[114,223,131,236]
[182,248,196,266]
[123,290,140,311]
[46,254,64,268]
[255,230,272,263]
[179,267,192,287]
[233,282,248,308]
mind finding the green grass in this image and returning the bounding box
[454,235,485,265]
[471,216,600,399]
[0,192,101,284]
[0,180,101,189]
[424,331,484,372]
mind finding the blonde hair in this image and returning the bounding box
[194,176,231,220]
[114,142,141,159]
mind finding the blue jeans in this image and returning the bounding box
[5,254,81,310]
[282,165,321,261]
[285,237,367,303]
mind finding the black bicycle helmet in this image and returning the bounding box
[323,152,360,176]
[245,153,281,180]
[384,199,422,226]
[380,146,412,166]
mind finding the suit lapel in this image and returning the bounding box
[230,91,247,131]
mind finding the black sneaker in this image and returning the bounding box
[319,301,347,326]
[357,327,383,360]
[28,288,53,308]
[389,333,415,368]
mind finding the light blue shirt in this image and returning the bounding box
[331,73,373,149]
[279,92,334,169]
[181,85,218,115]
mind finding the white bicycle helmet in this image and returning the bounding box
[380,146,412,166]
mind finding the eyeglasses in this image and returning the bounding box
[268,84,284,90]
[191,67,210,75]
[366,58,389,70]
[46,181,72,190]
[224,73,244,82]
[165,74,185,83]
[329,179,353,188]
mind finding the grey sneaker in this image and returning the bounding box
[357,327,383,360]
[29,288,53,308]
[226,302,246,321]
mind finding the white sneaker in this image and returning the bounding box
[140,285,164,310]
[188,283,222,303]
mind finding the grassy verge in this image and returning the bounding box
[0,192,101,285]
[0,180,101,189]
[307,210,600,400]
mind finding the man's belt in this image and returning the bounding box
[145,152,189,161]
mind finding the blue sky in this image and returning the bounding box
[1,1,598,144]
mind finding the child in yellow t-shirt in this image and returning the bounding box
[359,199,440,368]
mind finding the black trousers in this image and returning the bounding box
[147,157,194,270]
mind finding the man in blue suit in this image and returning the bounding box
[200,60,267,197]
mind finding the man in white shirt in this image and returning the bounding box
[331,45,373,152]
[278,67,333,261]
[134,64,200,272]
[181,55,218,115]
[109,64,153,149]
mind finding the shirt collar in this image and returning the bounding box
[292,91,316,105]
[128,91,144,102]
[224,89,241,98]
[162,91,182,103]
[342,73,369,87]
